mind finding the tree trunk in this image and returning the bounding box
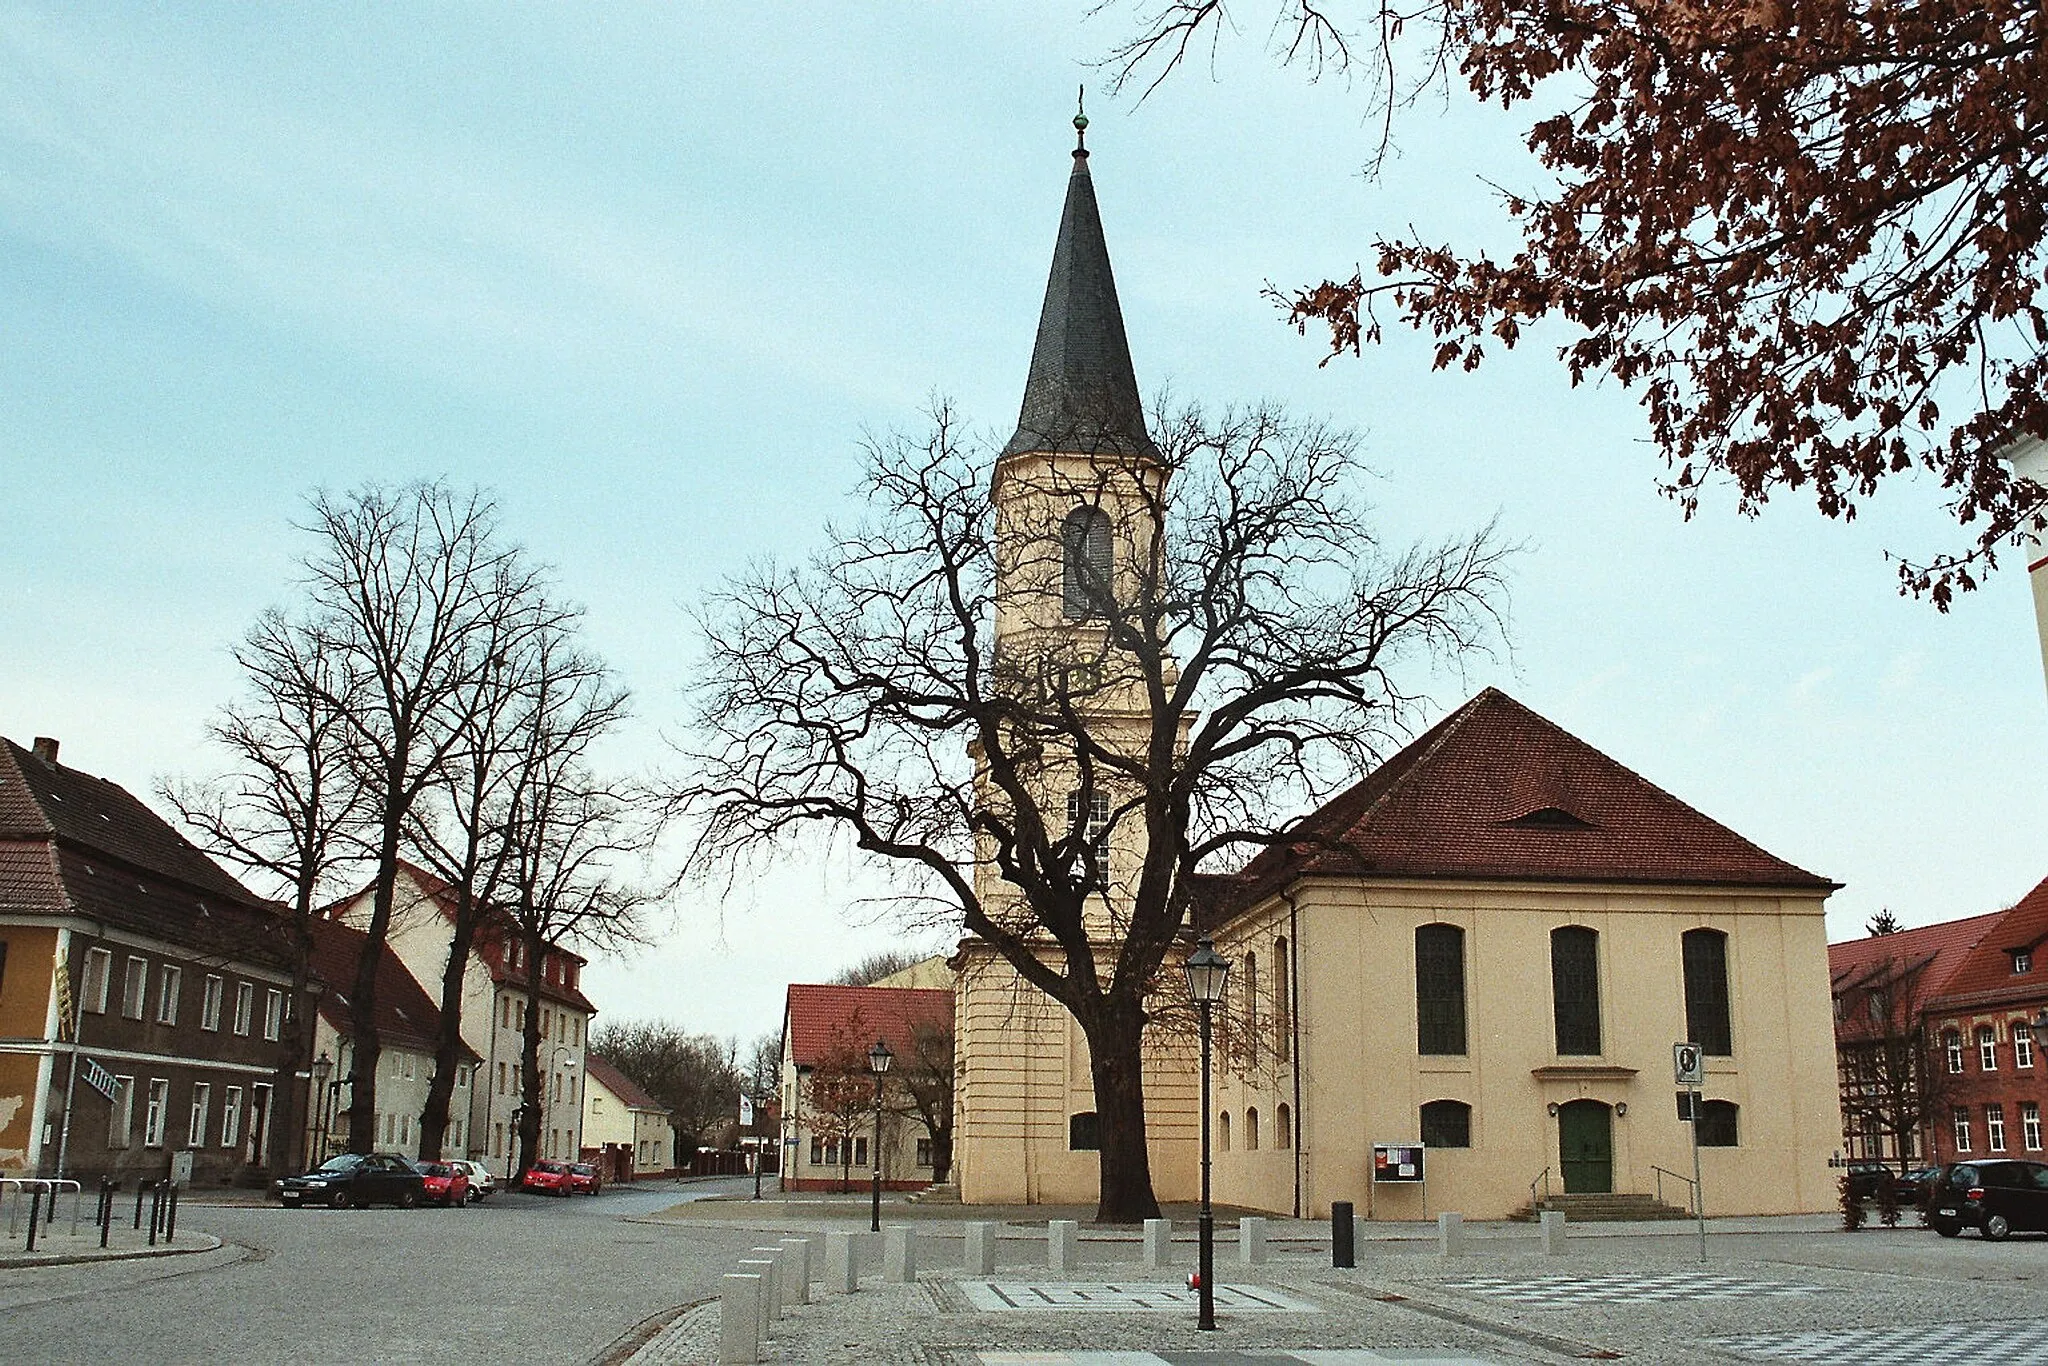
[418,899,480,1162]
[1083,1003,1161,1224]
[345,818,403,1153]
[931,1129,953,1186]
[516,931,544,1182]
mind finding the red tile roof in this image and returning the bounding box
[584,1054,666,1114]
[1923,875,2048,1011]
[307,917,476,1059]
[1829,912,2003,996]
[782,984,953,1069]
[1210,688,1833,924]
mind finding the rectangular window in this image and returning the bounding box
[1550,926,1603,1055]
[824,1137,839,1166]
[1954,1106,1972,1152]
[1681,929,1734,1056]
[493,1123,504,1159]
[402,1052,414,1080]
[157,965,181,1025]
[811,1135,823,1165]
[1415,924,1468,1055]
[143,1078,168,1147]
[108,1076,134,1148]
[917,1137,934,1167]
[2016,949,2034,974]
[81,947,113,1013]
[2019,1026,2036,1069]
[400,1114,410,1146]
[262,989,283,1041]
[497,1061,507,1095]
[233,982,253,1035]
[201,975,223,1031]
[189,1082,211,1146]
[1980,1026,1999,1070]
[2024,1101,2043,1152]
[1946,1031,1964,1074]
[854,1137,868,1167]
[122,957,148,1019]
[222,1087,242,1148]
[249,1083,271,1161]
[1989,1103,2008,1152]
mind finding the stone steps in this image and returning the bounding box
[905,1182,959,1205]
[1507,1192,1694,1222]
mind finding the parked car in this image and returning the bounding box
[1929,1160,2048,1239]
[448,1159,496,1201]
[1896,1166,1940,1205]
[411,1160,471,1206]
[522,1159,575,1195]
[566,1161,602,1195]
[1843,1161,1893,1200]
[275,1153,427,1209]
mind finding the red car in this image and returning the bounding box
[411,1161,471,1207]
[522,1159,574,1195]
[566,1162,602,1195]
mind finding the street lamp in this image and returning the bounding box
[868,1037,893,1233]
[309,1052,332,1166]
[751,1087,767,1201]
[1183,937,1230,1332]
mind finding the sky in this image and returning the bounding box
[4,5,2045,1048]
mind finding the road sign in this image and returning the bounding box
[739,1093,754,1126]
[1674,1042,1704,1086]
[80,1056,117,1103]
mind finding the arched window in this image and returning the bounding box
[1550,926,1602,1056]
[1244,952,1259,1065]
[1218,1111,1231,1152]
[1274,939,1291,1062]
[1682,929,1733,1056]
[1069,1112,1100,1151]
[1420,1099,1472,1149]
[1276,1103,1292,1149]
[1697,1100,1739,1147]
[1415,924,1467,1056]
[1061,506,1113,619]
[1245,1107,1261,1151]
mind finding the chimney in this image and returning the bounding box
[31,736,59,767]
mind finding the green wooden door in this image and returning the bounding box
[1558,1100,1613,1194]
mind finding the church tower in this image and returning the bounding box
[950,112,1198,1207]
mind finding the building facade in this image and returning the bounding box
[779,983,951,1194]
[582,1053,675,1181]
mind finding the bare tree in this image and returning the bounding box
[1835,953,1952,1172]
[590,1020,742,1153]
[159,611,370,1169]
[898,1016,955,1184]
[830,949,929,986]
[680,399,1507,1220]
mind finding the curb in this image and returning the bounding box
[0,1232,224,1269]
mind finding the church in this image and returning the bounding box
[949,116,1844,1221]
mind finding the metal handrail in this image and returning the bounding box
[1652,1164,1698,1213]
[1528,1165,1551,1208]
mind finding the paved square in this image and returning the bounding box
[960,1282,1322,1313]
[1437,1271,1829,1309]
[1710,1318,2048,1363]
[974,1354,1501,1364]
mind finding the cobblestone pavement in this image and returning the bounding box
[0,1178,764,1366]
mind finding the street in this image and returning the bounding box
[0,1177,762,1366]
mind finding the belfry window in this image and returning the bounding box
[1061,506,1113,619]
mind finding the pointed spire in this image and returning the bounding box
[1001,109,1159,462]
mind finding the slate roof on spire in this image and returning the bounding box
[1001,137,1159,462]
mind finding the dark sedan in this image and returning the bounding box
[276,1153,428,1209]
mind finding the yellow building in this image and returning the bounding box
[950,126,1844,1220]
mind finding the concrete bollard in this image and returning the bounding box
[1239,1216,1268,1265]
[884,1225,918,1282]
[736,1258,777,1340]
[1540,1209,1568,1255]
[963,1221,997,1276]
[826,1229,859,1293]
[1047,1219,1079,1272]
[779,1237,813,1304]
[1437,1211,1466,1257]
[1355,1214,1371,1260]
[720,1273,763,1365]
[750,1248,788,1320]
[1331,1201,1355,1268]
[1142,1218,1172,1269]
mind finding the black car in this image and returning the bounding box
[275,1153,428,1209]
[1928,1159,2048,1240]
[1844,1161,1892,1200]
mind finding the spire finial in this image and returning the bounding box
[1073,84,1088,155]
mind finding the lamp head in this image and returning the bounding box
[868,1038,894,1075]
[1184,937,1230,1005]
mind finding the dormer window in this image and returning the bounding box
[2015,949,2034,975]
[1504,806,1596,830]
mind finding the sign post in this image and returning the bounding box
[1674,1042,1706,1261]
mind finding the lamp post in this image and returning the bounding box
[309,1052,332,1167]
[868,1037,893,1233]
[1183,937,1231,1332]
[751,1088,766,1201]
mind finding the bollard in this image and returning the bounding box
[99,1188,111,1249]
[748,1248,786,1321]
[134,1182,146,1230]
[1437,1211,1466,1257]
[1239,1215,1268,1265]
[826,1229,859,1293]
[1142,1218,1172,1269]
[1355,1213,1370,1261]
[778,1237,813,1304]
[25,1191,41,1253]
[719,1273,763,1365]
[1540,1209,1567,1255]
[166,1183,179,1242]
[736,1258,777,1341]
[1047,1219,1078,1272]
[148,1183,162,1247]
[963,1221,996,1276]
[1331,1201,1355,1268]
[884,1225,917,1282]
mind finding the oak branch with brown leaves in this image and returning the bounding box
[1107,1,2048,604]
[676,400,1507,1221]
